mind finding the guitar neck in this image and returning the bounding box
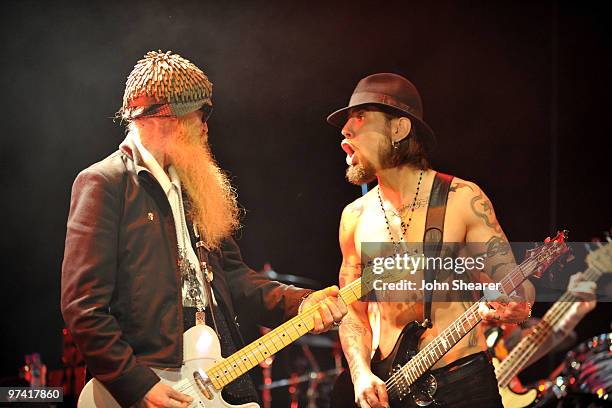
[392,255,540,387]
[495,266,602,387]
[205,277,364,390]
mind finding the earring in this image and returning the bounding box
[392,141,400,150]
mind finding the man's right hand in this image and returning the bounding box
[135,382,193,408]
[353,370,389,408]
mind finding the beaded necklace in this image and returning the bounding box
[377,170,424,252]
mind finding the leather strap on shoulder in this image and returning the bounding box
[422,172,454,327]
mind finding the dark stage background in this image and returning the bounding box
[1,0,610,394]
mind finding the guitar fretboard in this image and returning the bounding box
[205,275,367,390]
[495,266,602,387]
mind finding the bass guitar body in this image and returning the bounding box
[492,357,538,408]
[78,325,259,408]
[332,322,434,407]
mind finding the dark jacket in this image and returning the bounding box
[60,141,311,407]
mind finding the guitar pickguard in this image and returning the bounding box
[79,325,259,408]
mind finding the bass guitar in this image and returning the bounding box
[332,231,569,407]
[494,236,611,408]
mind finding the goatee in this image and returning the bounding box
[346,162,376,185]
[345,135,396,185]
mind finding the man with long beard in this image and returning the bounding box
[327,73,535,407]
[61,51,346,408]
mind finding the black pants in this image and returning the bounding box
[427,352,503,408]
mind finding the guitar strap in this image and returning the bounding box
[193,224,221,337]
[422,172,454,328]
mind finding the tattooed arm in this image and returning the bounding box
[454,181,535,323]
[338,202,389,408]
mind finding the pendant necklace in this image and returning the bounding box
[377,170,424,253]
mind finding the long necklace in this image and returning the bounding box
[377,170,424,252]
[177,189,205,314]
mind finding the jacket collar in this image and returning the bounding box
[119,133,150,176]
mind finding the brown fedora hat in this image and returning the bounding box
[327,73,435,150]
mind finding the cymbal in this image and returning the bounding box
[296,333,338,348]
[261,269,321,289]
[259,368,344,390]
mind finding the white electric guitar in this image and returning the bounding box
[494,236,611,408]
[78,261,407,407]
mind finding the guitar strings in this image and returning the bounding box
[206,277,365,387]
[498,244,609,387]
[174,242,568,398]
[496,267,599,386]
[385,240,569,395]
[495,266,601,388]
[384,254,543,395]
[384,259,531,394]
[188,259,387,390]
[387,253,545,393]
[498,266,602,386]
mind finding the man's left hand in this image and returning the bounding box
[300,286,348,334]
[479,295,531,324]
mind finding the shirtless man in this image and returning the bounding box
[326,73,535,407]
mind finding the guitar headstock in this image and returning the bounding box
[524,230,570,279]
[585,232,612,274]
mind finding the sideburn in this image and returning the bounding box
[388,133,430,170]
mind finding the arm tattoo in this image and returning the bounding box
[470,193,502,233]
[341,315,370,380]
[341,261,361,270]
[339,262,361,287]
[450,182,474,193]
[342,315,368,337]
[483,236,515,278]
[491,261,512,276]
[485,236,511,258]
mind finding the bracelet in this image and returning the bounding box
[517,302,532,325]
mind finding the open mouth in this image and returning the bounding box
[341,141,358,166]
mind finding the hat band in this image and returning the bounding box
[349,91,421,119]
[124,96,212,120]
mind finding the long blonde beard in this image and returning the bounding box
[137,119,241,250]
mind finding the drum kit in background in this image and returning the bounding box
[533,332,612,407]
[259,264,612,408]
[4,264,608,407]
[256,264,343,408]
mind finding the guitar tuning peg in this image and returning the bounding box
[562,230,570,240]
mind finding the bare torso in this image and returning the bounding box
[348,172,486,368]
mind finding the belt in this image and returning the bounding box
[430,351,491,388]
